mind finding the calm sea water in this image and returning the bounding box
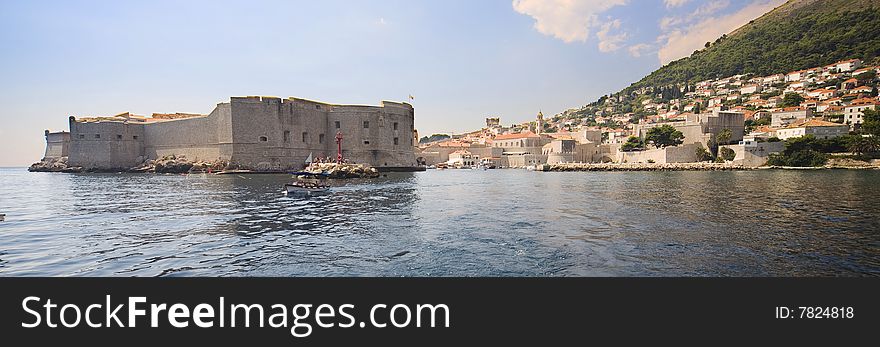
[0,167,878,277]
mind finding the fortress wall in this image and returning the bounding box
[59,96,418,171]
[142,103,231,162]
[228,97,313,170]
[43,131,70,159]
[68,119,145,169]
[228,97,417,170]
[331,101,417,167]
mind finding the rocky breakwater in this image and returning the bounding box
[536,162,753,172]
[130,155,230,174]
[304,162,380,178]
[28,157,83,173]
[823,158,880,170]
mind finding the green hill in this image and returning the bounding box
[629,0,880,92]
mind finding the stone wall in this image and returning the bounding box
[68,117,145,169]
[227,97,417,170]
[618,144,699,164]
[43,131,69,159]
[143,103,231,163]
[57,96,418,171]
[723,142,784,167]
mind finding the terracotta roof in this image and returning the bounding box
[435,140,471,148]
[494,132,540,140]
[785,118,847,129]
[849,98,879,106]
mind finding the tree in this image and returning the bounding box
[719,147,736,161]
[861,108,880,137]
[848,136,879,156]
[645,125,685,148]
[855,70,876,81]
[780,93,805,108]
[715,129,733,145]
[621,136,644,151]
[695,144,713,162]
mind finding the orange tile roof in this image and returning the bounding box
[785,118,847,129]
[494,131,540,140]
[849,98,879,106]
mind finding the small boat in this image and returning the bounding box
[284,172,330,194]
[0,213,5,222]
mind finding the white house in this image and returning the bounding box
[843,98,879,128]
[835,59,863,72]
[775,119,850,140]
[740,84,763,95]
[771,107,813,128]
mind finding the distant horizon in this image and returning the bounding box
[0,0,785,166]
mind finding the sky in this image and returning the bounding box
[0,0,786,166]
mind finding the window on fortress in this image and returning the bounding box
[116,134,122,140]
[133,135,139,140]
[283,131,290,143]
[363,121,370,128]
[393,122,398,130]
[259,136,268,142]
[393,137,399,145]
[302,132,308,143]
[95,134,100,139]
[335,121,341,129]
[78,134,85,139]
[319,134,325,144]
[364,140,370,145]
[316,105,321,110]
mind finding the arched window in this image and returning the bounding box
[259,136,268,142]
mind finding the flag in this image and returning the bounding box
[305,152,313,165]
[409,94,414,100]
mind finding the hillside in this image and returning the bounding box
[552,0,880,126]
[629,0,880,93]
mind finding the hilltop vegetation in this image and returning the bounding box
[630,0,880,92]
[556,0,880,123]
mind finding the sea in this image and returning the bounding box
[0,167,878,276]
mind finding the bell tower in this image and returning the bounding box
[536,110,544,135]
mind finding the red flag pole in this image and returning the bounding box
[335,131,344,164]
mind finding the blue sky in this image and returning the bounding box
[0,0,785,166]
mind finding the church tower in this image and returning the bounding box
[536,111,544,135]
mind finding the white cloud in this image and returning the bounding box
[664,0,690,8]
[657,0,785,64]
[596,19,628,52]
[376,18,387,26]
[661,0,729,30]
[512,0,629,44]
[628,43,652,57]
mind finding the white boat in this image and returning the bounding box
[284,182,329,194]
[284,172,330,195]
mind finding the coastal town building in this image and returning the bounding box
[46,96,419,171]
[771,107,813,128]
[775,119,850,140]
[843,98,879,128]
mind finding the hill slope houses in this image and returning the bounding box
[561,0,880,123]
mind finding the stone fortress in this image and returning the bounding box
[37,96,420,172]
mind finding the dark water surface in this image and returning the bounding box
[0,167,878,276]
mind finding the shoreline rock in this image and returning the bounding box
[28,157,83,173]
[304,162,380,178]
[536,162,753,172]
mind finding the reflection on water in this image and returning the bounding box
[0,168,877,276]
